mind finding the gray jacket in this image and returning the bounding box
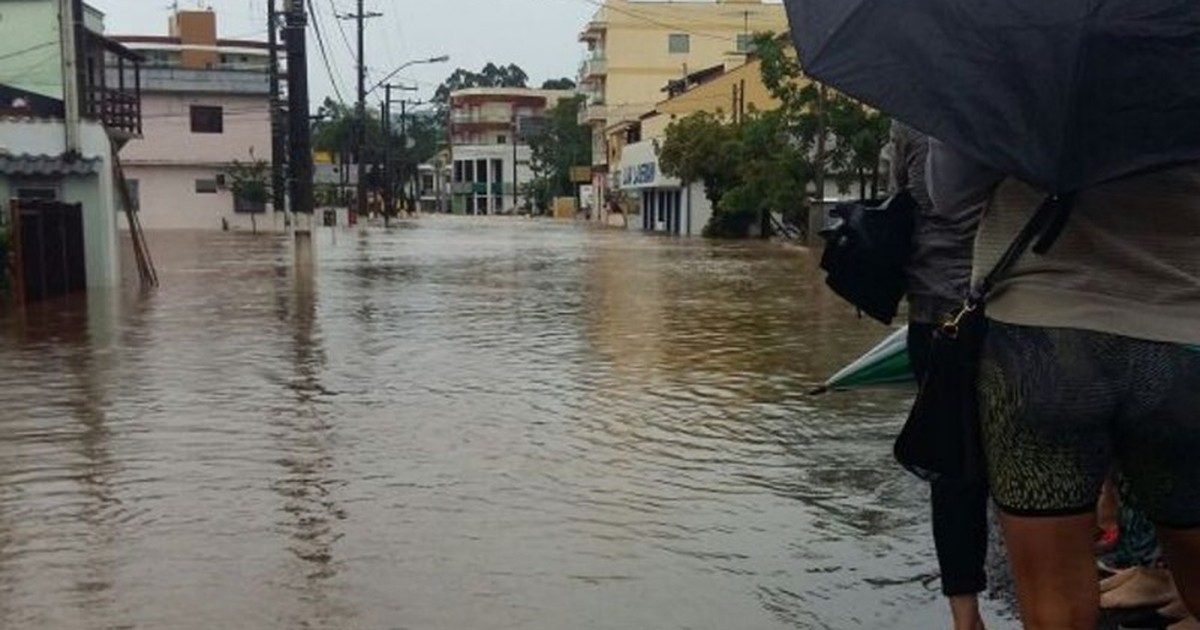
[891,124,984,323]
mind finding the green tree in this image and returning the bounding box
[715,110,812,237]
[432,63,530,107]
[526,95,591,213]
[226,153,272,233]
[657,110,740,206]
[826,98,890,199]
[541,77,577,90]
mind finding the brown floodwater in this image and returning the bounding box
[0,217,998,629]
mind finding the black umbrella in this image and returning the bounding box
[784,0,1200,193]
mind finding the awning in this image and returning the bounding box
[0,154,102,176]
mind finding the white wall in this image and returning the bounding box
[125,164,283,231]
[121,92,271,165]
[0,119,120,287]
[451,143,535,212]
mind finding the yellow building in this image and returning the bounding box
[607,45,796,237]
[577,0,789,223]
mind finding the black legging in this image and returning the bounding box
[908,323,990,597]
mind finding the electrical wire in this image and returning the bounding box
[306,0,349,102]
[0,41,58,63]
[326,0,356,59]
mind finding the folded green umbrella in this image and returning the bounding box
[812,326,915,394]
[813,329,1199,395]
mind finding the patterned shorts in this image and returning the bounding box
[978,322,1200,529]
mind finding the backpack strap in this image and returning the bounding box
[970,193,1076,305]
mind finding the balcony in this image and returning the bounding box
[450,110,513,127]
[578,20,607,42]
[83,31,143,137]
[580,55,607,81]
[134,67,269,96]
[577,102,607,126]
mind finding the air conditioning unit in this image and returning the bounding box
[215,173,229,189]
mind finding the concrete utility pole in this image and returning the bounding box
[267,0,288,220]
[284,0,313,217]
[339,1,380,220]
[382,84,417,220]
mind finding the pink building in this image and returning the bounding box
[113,10,277,231]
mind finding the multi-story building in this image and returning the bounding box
[448,87,574,215]
[577,0,788,223]
[112,10,275,231]
[0,0,142,295]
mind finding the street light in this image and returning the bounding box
[368,55,451,96]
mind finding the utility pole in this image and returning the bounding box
[382,86,391,223]
[267,0,287,221]
[339,1,381,221]
[284,0,313,218]
[512,115,519,212]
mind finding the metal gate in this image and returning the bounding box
[8,199,87,305]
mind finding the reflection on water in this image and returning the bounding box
[0,217,969,629]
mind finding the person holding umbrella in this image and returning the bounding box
[783,1,1200,628]
[893,122,989,630]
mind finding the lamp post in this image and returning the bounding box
[367,55,450,98]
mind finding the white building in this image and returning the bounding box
[113,10,276,231]
[0,0,141,295]
[617,139,711,236]
[448,87,574,215]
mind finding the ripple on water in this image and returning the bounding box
[0,219,961,629]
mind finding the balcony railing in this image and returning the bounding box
[82,87,141,137]
[577,102,607,126]
[83,31,143,136]
[581,56,607,80]
[450,111,512,125]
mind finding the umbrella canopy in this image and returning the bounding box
[813,326,914,394]
[784,0,1200,193]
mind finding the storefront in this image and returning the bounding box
[617,140,712,237]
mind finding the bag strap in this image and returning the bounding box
[971,193,1075,304]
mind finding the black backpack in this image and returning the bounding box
[818,192,916,325]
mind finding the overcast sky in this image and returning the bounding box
[90,0,600,111]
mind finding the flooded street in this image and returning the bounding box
[0,217,958,629]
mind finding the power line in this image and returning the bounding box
[326,0,355,59]
[0,40,57,63]
[306,0,348,102]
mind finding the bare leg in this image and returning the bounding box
[1160,527,1200,617]
[1000,512,1098,630]
[948,594,986,630]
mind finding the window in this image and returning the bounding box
[453,160,464,182]
[464,160,475,182]
[497,134,508,145]
[190,105,224,134]
[736,33,756,54]
[491,159,504,184]
[195,179,219,194]
[668,33,690,54]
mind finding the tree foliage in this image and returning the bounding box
[540,77,577,90]
[310,97,441,212]
[659,34,888,238]
[660,110,811,238]
[432,63,530,106]
[525,95,591,213]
